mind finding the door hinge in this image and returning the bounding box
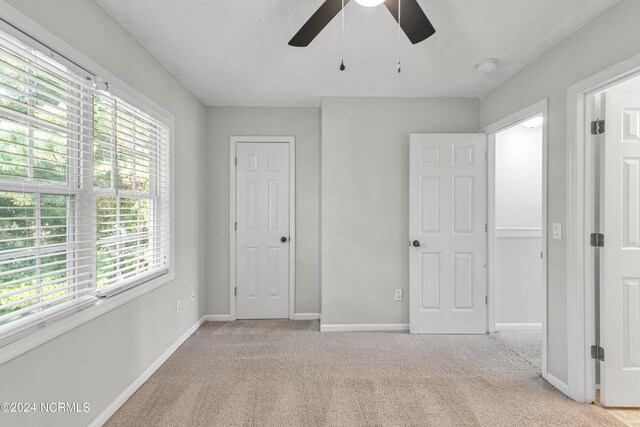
[234,156,238,166]
[591,345,605,361]
[485,151,488,161]
[485,224,488,233]
[485,295,488,305]
[590,232,604,247]
[591,119,605,135]
[234,222,237,231]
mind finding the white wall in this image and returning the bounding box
[480,0,639,383]
[495,238,543,325]
[0,1,207,426]
[321,97,480,326]
[494,125,543,326]
[205,107,321,316]
[495,126,543,229]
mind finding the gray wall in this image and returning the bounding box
[480,0,639,384]
[321,97,480,325]
[0,1,207,426]
[205,107,321,316]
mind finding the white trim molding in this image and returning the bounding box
[229,136,296,321]
[566,52,640,404]
[88,317,205,427]
[202,314,318,322]
[495,322,543,331]
[495,227,543,239]
[202,314,233,322]
[320,323,409,332]
[546,372,571,397]
[292,313,321,321]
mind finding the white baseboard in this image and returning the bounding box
[320,323,409,332]
[292,313,321,320]
[496,322,542,331]
[203,314,320,321]
[545,372,571,397]
[202,314,232,321]
[88,316,205,427]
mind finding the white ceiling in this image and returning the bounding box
[93,0,621,107]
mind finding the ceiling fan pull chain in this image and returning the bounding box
[397,0,402,73]
[340,0,346,71]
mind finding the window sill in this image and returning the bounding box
[0,270,174,366]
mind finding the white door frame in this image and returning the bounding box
[229,136,296,321]
[481,99,549,382]
[567,53,640,403]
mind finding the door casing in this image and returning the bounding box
[481,99,549,386]
[229,136,296,321]
[568,53,640,403]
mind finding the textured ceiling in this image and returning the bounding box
[94,0,621,107]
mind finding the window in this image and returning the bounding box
[0,28,171,339]
[93,94,170,295]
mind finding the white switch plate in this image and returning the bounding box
[394,289,403,301]
[176,299,182,314]
[552,223,562,240]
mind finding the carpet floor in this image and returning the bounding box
[106,320,622,426]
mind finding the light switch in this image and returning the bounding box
[552,223,562,240]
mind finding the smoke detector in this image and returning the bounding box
[475,58,499,72]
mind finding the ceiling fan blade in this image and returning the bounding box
[289,0,350,47]
[384,0,436,44]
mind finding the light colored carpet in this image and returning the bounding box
[106,320,622,426]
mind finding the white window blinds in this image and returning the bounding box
[93,94,170,296]
[0,31,96,330]
[0,27,172,338]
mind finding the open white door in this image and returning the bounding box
[409,134,487,334]
[600,91,640,406]
[235,142,290,319]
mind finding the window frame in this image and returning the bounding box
[0,3,175,365]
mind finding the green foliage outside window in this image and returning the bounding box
[0,45,74,319]
[0,40,162,321]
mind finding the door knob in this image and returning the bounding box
[281,236,288,243]
[412,240,421,247]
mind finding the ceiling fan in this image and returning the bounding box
[289,0,436,47]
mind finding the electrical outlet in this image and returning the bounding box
[394,289,403,301]
[190,291,195,303]
[552,223,562,240]
[176,299,182,314]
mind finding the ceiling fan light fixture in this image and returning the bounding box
[354,0,386,7]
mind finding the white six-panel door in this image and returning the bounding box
[601,91,640,406]
[235,142,290,319]
[409,134,487,334]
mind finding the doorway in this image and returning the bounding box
[229,136,296,320]
[584,74,640,407]
[483,99,549,382]
[491,117,544,332]
[567,52,640,406]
